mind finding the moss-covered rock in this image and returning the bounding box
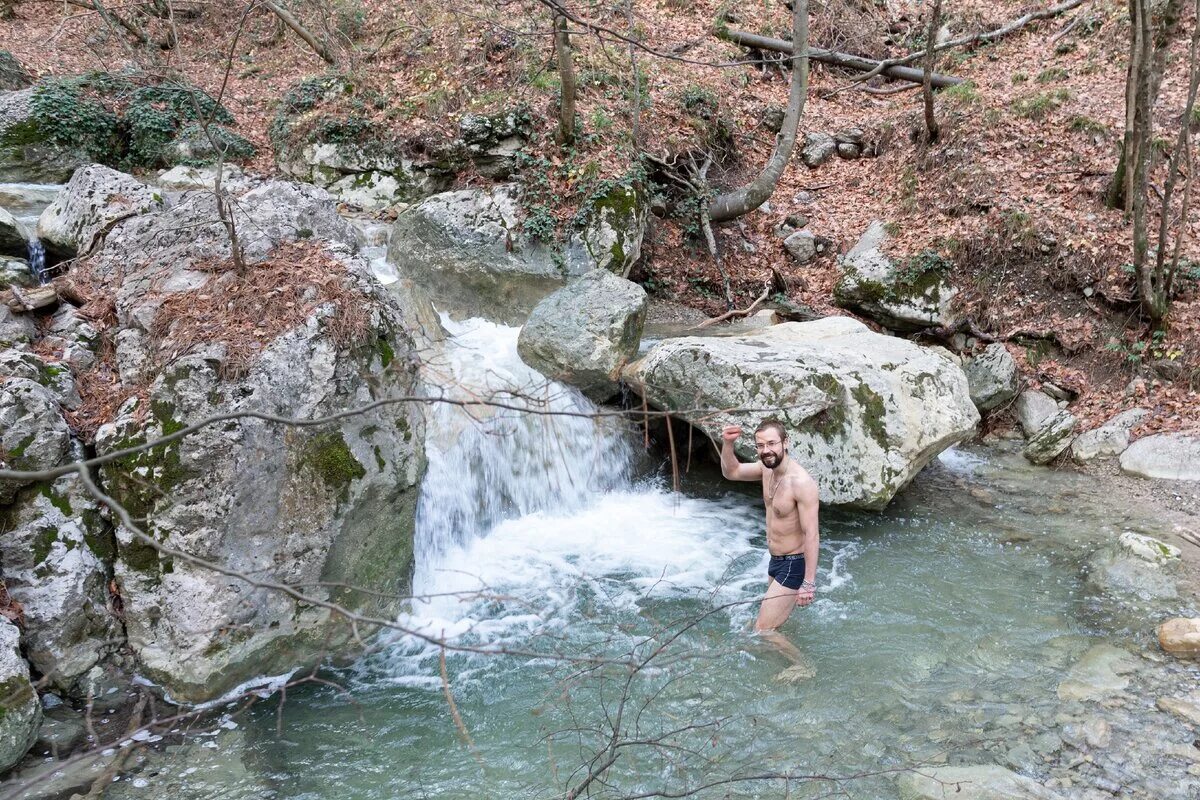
[0,619,40,772]
[270,74,455,210]
[563,180,651,277]
[833,221,958,332]
[0,72,253,183]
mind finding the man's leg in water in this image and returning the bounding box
[754,579,806,665]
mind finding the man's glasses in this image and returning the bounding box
[754,441,782,451]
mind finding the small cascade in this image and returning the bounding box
[411,316,635,585]
[26,237,47,284]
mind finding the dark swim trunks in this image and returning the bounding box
[767,554,807,590]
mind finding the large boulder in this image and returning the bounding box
[0,88,90,184]
[0,349,80,409]
[277,140,452,211]
[1071,407,1148,462]
[963,343,1019,412]
[517,270,647,401]
[0,475,120,694]
[563,182,650,277]
[0,378,72,504]
[897,765,1063,800]
[37,164,163,256]
[0,303,37,347]
[0,255,33,288]
[72,179,426,701]
[623,316,979,508]
[458,108,530,178]
[0,619,41,773]
[386,185,575,322]
[1119,433,1200,481]
[833,222,957,331]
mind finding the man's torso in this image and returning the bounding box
[761,459,812,556]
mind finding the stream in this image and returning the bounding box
[168,315,1199,799]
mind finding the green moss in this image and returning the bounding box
[6,434,35,459]
[851,383,889,449]
[0,676,34,717]
[39,483,73,517]
[31,525,58,565]
[303,431,366,497]
[377,336,395,368]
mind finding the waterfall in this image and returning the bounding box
[26,238,47,284]
[411,316,635,585]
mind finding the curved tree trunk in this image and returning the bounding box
[708,0,808,223]
[261,0,336,65]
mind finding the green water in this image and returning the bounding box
[200,446,1198,800]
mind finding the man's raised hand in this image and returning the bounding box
[721,425,742,443]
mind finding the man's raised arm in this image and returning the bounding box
[719,425,763,481]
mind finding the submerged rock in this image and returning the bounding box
[1056,643,1137,701]
[833,221,957,331]
[0,475,120,694]
[897,764,1064,799]
[1119,433,1200,481]
[963,343,1019,412]
[386,184,571,322]
[517,270,647,402]
[0,619,41,773]
[623,316,979,509]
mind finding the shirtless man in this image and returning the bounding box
[720,419,820,653]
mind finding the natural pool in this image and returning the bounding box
[144,318,1195,800]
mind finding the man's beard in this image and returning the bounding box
[760,452,781,468]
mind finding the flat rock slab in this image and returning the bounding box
[1120,434,1200,481]
[897,765,1065,800]
[1056,643,1138,701]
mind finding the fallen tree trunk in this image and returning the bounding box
[719,29,963,88]
[5,285,59,313]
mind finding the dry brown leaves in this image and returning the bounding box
[149,241,372,381]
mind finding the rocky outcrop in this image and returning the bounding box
[517,270,647,402]
[1071,408,1148,462]
[833,221,957,331]
[0,88,90,184]
[0,475,120,694]
[1157,618,1200,659]
[0,303,36,347]
[0,619,41,773]
[1119,433,1200,481]
[37,164,163,256]
[0,349,80,409]
[458,108,530,179]
[801,132,836,167]
[897,765,1063,800]
[963,343,1019,412]
[0,166,429,704]
[623,316,979,508]
[0,254,32,288]
[563,182,650,277]
[387,184,573,322]
[0,378,72,504]
[277,140,453,211]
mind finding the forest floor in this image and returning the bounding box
[3,0,1200,439]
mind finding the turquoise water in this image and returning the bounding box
[220,442,1195,799]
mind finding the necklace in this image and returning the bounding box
[767,469,784,502]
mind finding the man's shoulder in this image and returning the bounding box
[785,464,819,494]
